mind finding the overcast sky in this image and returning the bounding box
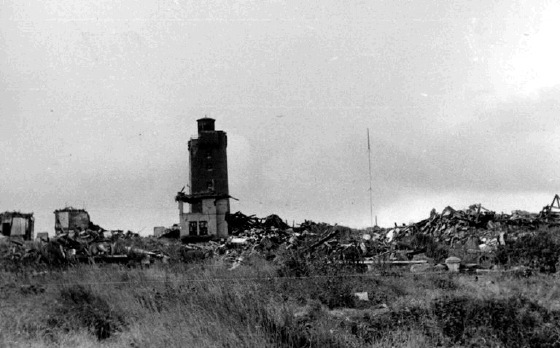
[2,1,560,234]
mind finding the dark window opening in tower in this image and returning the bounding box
[207,180,214,191]
[199,221,208,235]
[207,163,213,171]
[189,221,198,236]
[206,151,212,159]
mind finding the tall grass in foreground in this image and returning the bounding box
[1,257,560,347]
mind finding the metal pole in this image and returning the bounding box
[367,128,373,227]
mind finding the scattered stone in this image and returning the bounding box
[445,256,461,272]
[354,292,369,301]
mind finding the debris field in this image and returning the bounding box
[2,195,560,272]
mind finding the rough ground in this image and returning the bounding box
[1,256,560,348]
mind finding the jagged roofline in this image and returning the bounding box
[53,207,90,214]
[0,211,34,218]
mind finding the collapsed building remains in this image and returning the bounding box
[3,195,560,272]
[0,212,34,240]
[1,229,168,266]
[539,194,560,223]
[387,196,560,249]
[177,196,560,272]
[54,207,91,235]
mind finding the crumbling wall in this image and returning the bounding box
[54,208,91,234]
[0,212,34,240]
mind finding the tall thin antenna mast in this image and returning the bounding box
[187,140,191,194]
[367,128,374,227]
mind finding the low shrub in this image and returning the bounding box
[495,230,560,273]
[275,253,361,309]
[180,278,349,348]
[430,275,458,290]
[311,276,357,309]
[48,285,127,340]
[364,306,432,342]
[432,295,560,347]
[336,292,560,347]
[276,251,312,278]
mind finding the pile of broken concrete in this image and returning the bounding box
[3,195,560,272]
[1,229,172,267]
[385,200,560,254]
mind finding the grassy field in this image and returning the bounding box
[1,255,560,348]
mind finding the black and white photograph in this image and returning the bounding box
[1,1,560,347]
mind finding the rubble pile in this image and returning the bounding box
[157,225,181,239]
[388,197,560,253]
[3,195,560,271]
[215,226,330,267]
[225,212,262,231]
[1,206,182,267]
[213,195,560,270]
[388,204,506,248]
[226,212,290,232]
[206,217,367,268]
[1,229,172,267]
[538,194,560,224]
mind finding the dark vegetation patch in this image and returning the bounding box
[2,228,560,347]
[275,256,560,348]
[358,306,435,343]
[48,285,127,340]
[343,295,560,347]
[495,230,560,273]
[275,252,459,310]
[19,284,46,295]
[167,279,350,348]
[429,274,458,290]
[275,253,363,309]
[432,295,560,347]
[134,288,167,313]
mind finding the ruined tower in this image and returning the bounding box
[176,118,230,239]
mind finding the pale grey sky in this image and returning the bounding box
[2,1,560,234]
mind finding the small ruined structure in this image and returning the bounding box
[540,194,560,222]
[54,207,91,235]
[176,118,230,239]
[0,212,34,240]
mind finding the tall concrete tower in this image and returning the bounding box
[176,118,230,239]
